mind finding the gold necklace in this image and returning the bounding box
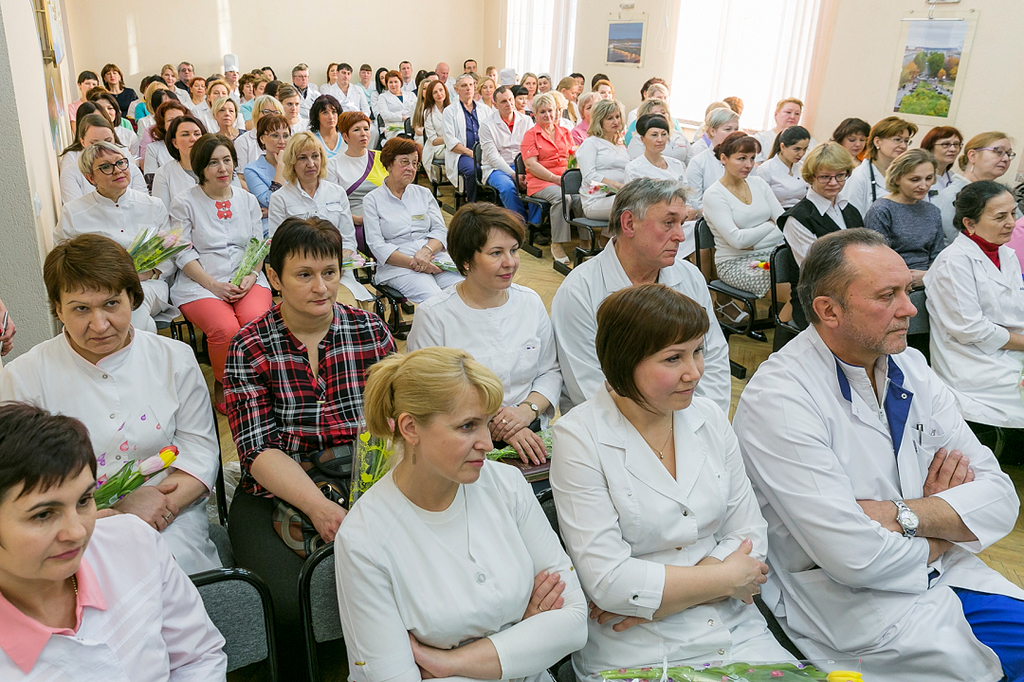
[71,574,78,597]
[640,421,674,460]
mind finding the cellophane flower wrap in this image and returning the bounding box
[588,181,618,196]
[94,445,178,510]
[431,253,460,274]
[349,428,396,507]
[486,427,554,461]
[231,237,271,286]
[343,252,375,270]
[127,228,191,273]
[600,662,838,682]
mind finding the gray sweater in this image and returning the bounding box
[864,198,945,270]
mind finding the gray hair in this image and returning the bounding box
[78,140,126,176]
[706,106,739,132]
[607,178,689,237]
[797,228,888,324]
[455,73,477,88]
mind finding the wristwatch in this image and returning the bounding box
[892,500,919,538]
[522,402,540,418]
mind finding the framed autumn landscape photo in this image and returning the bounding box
[889,14,977,123]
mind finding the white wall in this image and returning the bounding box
[64,0,490,88]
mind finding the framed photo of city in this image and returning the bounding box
[888,14,978,123]
[606,19,646,67]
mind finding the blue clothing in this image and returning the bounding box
[243,155,280,237]
[240,100,254,122]
[461,101,480,149]
[457,155,478,203]
[487,171,526,219]
[954,588,1024,682]
[835,356,913,458]
[315,131,345,158]
[133,102,148,121]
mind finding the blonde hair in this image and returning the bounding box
[576,92,598,122]
[958,131,1012,171]
[144,81,169,110]
[774,97,804,114]
[476,77,496,98]
[551,90,568,112]
[705,106,738,133]
[637,98,671,121]
[588,99,625,142]
[801,142,856,183]
[532,92,558,115]
[885,148,936,193]
[363,348,504,443]
[205,78,230,104]
[281,132,329,183]
[251,95,284,126]
[212,96,238,120]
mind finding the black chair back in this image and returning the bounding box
[192,568,278,680]
[560,168,583,224]
[299,544,344,682]
[403,118,413,137]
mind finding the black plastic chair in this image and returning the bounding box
[355,220,414,340]
[299,544,344,682]
[402,118,414,138]
[375,114,386,150]
[473,142,498,205]
[769,243,804,352]
[514,153,549,258]
[192,567,278,681]
[560,168,605,268]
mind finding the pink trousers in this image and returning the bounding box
[178,286,273,382]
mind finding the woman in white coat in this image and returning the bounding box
[413,79,449,183]
[924,181,1024,458]
[151,115,208,211]
[577,98,630,221]
[336,347,588,682]
[684,107,740,213]
[840,116,917,218]
[755,125,809,209]
[551,284,792,680]
[378,70,415,140]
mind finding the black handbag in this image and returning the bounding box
[271,444,353,558]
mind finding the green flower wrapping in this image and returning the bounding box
[600,662,829,682]
[349,431,396,507]
[231,238,271,286]
[486,427,554,460]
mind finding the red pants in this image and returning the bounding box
[178,286,273,382]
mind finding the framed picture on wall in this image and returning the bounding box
[606,18,647,68]
[887,12,978,123]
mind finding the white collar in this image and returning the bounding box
[805,187,848,216]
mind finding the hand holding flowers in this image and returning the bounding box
[128,228,191,274]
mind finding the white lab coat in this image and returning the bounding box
[576,136,630,218]
[234,129,262,172]
[334,462,588,682]
[143,139,172,175]
[422,106,447,168]
[479,110,533,183]
[924,233,1024,428]
[626,129,692,166]
[624,153,687,185]
[443,100,483,190]
[754,155,808,209]
[839,159,888,218]
[732,325,1023,682]
[297,83,321,120]
[361,182,451,284]
[0,515,225,680]
[550,239,732,416]
[114,125,140,162]
[551,386,793,678]
[152,161,197,211]
[59,150,147,205]
[377,91,414,140]
[323,82,371,115]
[684,148,724,212]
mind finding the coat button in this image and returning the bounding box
[718,649,726,655]
[675,547,682,551]
[708,619,715,626]
[627,491,632,496]
[476,573,486,584]
[683,510,688,516]
[102,374,108,379]
[109,414,115,419]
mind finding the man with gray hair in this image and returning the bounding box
[174,61,194,102]
[291,63,319,121]
[551,177,731,414]
[733,228,1024,681]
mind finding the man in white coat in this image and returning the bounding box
[443,74,484,204]
[479,85,532,222]
[331,63,370,116]
[551,178,732,416]
[291,63,320,121]
[733,228,1024,682]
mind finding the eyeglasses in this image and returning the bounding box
[887,137,912,146]
[95,157,130,175]
[393,157,418,168]
[814,172,848,185]
[933,142,962,150]
[260,108,278,115]
[977,147,1017,160]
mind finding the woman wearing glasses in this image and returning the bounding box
[840,116,917,217]
[936,132,1018,244]
[233,95,284,172]
[919,126,963,193]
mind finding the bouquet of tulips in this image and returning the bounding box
[567,149,579,170]
[349,429,396,507]
[231,238,271,286]
[94,445,178,510]
[588,181,618,196]
[127,228,191,273]
[600,662,840,682]
[486,427,554,461]
[343,252,375,270]
[748,260,770,271]
[431,254,460,274]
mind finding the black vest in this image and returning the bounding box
[779,198,865,329]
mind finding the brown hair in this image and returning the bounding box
[714,131,760,160]
[190,134,238,185]
[44,234,144,315]
[256,114,290,151]
[380,137,422,168]
[884,148,936,194]
[165,115,208,161]
[447,204,525,275]
[338,111,371,136]
[384,70,402,87]
[919,126,963,152]
[596,283,709,411]
[154,101,187,139]
[866,116,918,161]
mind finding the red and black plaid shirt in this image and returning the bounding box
[224,303,395,497]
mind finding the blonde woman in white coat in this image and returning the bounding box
[924,181,1024,451]
[415,79,449,184]
[336,347,588,682]
[551,284,792,681]
[577,99,630,221]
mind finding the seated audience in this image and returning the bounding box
[309,94,346,158]
[537,73,552,93]
[733,228,1024,682]
[443,74,486,203]
[841,115,917,217]
[151,114,208,210]
[919,125,964,194]
[225,218,394,668]
[244,114,291,232]
[336,346,587,682]
[88,90,140,161]
[101,63,137,120]
[571,91,597,146]
[330,63,371,116]
[592,79,614,101]
[237,72,261,122]
[625,76,668,127]
[370,67,389,118]
[864,148,944,285]
[55,141,176,333]
[408,204,560,464]
[184,76,207,116]
[194,79,234,133]
[522,92,575,264]
[1,234,221,573]
[557,76,579,123]
[831,116,870,167]
[170,134,272,411]
[552,178,731,414]
[269,132,372,303]
[173,61,194,101]
[356,63,375,106]
[399,60,416,95]
[685,107,740,212]
[521,72,539,105]
[552,283,794,679]
[134,81,171,138]
[702,133,786,308]
[69,69,99,123]
[59,113,146,204]
[936,131,1016,244]
[327,111,388,227]
[623,115,691,202]
[578,99,629,224]
[210,96,240,141]
[480,85,533,221]
[925,181,1024,457]
[142,99,188,181]
[477,76,497,116]
[363,138,463,302]
[690,102,729,153]
[414,79,449,183]
[378,70,415,140]
[235,94,283,170]
[753,98,807,164]
[0,403,226,679]
[755,125,810,209]
[512,84,531,117]
[625,98,692,165]
[291,63,319,121]
[276,84,307,134]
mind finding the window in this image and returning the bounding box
[506,0,579,81]
[671,0,821,132]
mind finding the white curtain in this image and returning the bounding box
[505,0,579,81]
[671,0,821,132]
